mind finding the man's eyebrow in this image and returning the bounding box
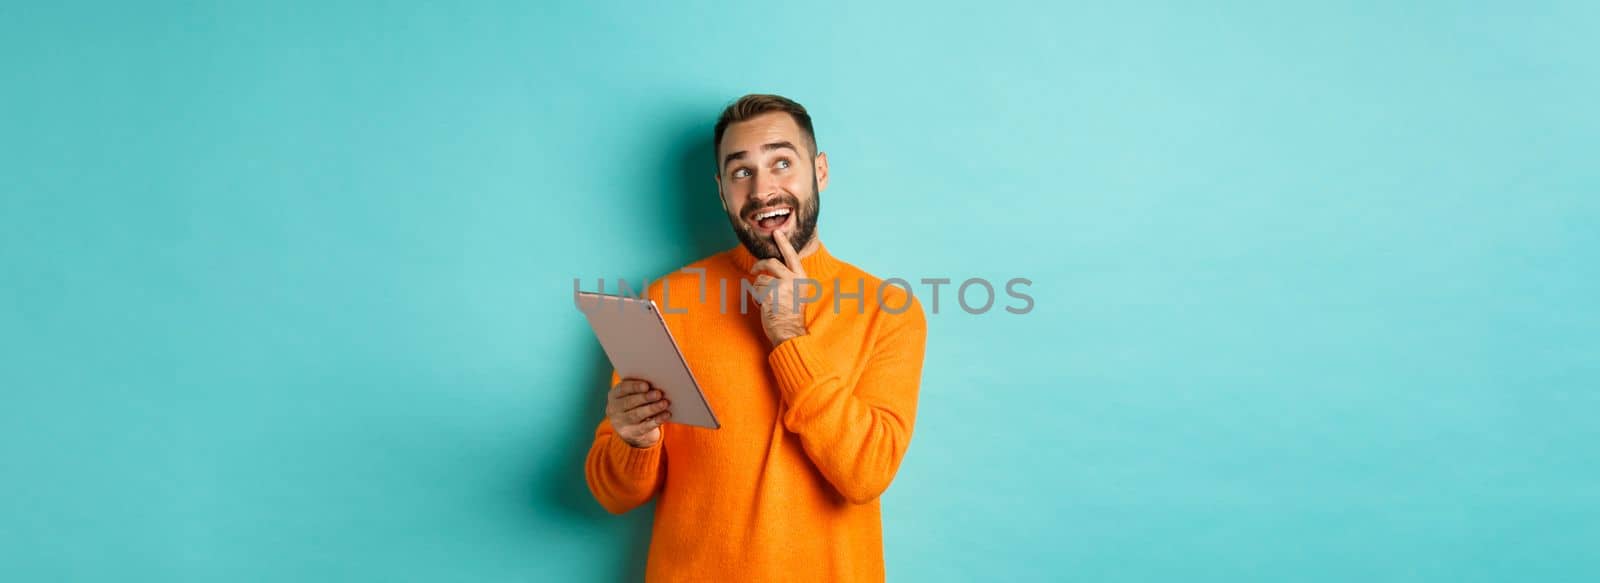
[721,141,802,169]
[761,141,799,155]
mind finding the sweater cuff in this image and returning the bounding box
[607,432,664,476]
[769,333,825,406]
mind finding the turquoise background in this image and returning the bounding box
[3,1,1597,581]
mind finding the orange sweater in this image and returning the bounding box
[585,243,928,582]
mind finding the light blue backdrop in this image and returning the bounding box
[3,1,1596,581]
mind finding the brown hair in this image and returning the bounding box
[713,94,817,169]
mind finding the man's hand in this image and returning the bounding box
[606,379,670,448]
[749,233,810,346]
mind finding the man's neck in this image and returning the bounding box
[793,233,822,259]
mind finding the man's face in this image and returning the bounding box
[716,112,828,260]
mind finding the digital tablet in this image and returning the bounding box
[575,291,720,429]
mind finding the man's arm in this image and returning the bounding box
[768,299,928,504]
[583,372,669,514]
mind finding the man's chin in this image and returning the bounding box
[736,222,812,260]
[742,240,781,260]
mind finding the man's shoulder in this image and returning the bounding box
[643,250,737,301]
[830,257,926,321]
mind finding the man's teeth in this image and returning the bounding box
[755,209,792,221]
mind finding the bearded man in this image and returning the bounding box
[585,94,928,582]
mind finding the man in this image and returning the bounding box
[584,94,928,582]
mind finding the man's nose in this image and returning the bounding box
[752,168,780,199]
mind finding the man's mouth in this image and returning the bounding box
[747,207,793,234]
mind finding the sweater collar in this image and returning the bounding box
[729,240,842,279]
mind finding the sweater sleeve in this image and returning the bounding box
[584,370,667,514]
[767,298,928,504]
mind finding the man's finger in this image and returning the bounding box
[749,258,793,279]
[774,233,804,276]
[617,389,661,412]
[638,410,670,430]
[627,399,671,424]
[611,379,649,400]
[752,275,777,303]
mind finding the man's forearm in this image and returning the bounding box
[768,333,924,504]
[584,421,665,514]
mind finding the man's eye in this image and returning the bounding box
[733,168,750,178]
[775,160,790,169]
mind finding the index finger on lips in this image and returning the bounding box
[774,233,804,277]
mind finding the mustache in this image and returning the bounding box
[739,194,803,220]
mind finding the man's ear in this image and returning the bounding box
[814,151,830,193]
[714,173,730,214]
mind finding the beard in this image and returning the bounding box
[726,175,821,260]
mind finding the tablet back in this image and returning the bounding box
[576,291,720,429]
